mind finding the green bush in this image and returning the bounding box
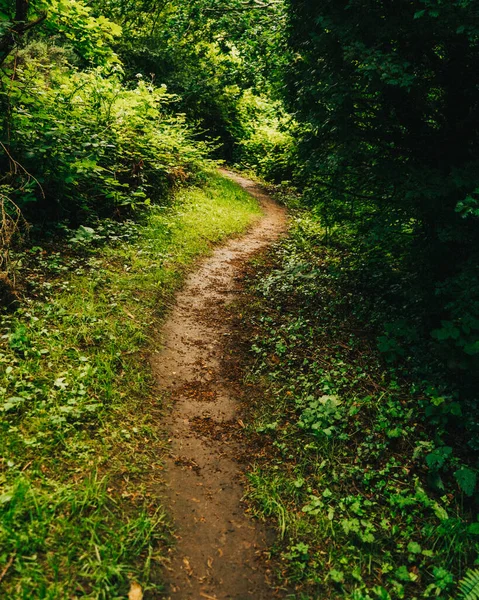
[1,42,211,222]
[231,91,296,182]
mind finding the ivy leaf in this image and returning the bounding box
[432,321,460,341]
[454,467,477,497]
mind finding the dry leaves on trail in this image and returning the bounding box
[128,581,143,600]
[183,556,194,577]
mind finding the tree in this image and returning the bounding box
[90,0,287,158]
[285,0,479,396]
[0,0,46,66]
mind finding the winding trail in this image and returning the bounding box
[151,171,287,599]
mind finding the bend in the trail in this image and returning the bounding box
[151,171,287,599]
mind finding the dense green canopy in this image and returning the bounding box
[287,0,479,409]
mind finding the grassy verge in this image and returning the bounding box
[0,171,261,599]
[234,211,478,600]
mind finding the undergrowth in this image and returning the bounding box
[0,172,260,598]
[238,211,479,600]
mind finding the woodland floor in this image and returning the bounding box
[152,171,287,599]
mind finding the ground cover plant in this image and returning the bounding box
[0,173,260,598]
[236,207,479,599]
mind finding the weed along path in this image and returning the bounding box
[151,171,287,599]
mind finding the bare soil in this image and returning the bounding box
[151,171,287,599]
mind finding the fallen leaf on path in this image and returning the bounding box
[200,593,218,600]
[207,557,213,569]
[128,582,143,600]
[183,557,193,576]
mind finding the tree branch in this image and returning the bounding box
[203,0,282,13]
[315,179,389,202]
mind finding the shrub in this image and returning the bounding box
[1,43,211,223]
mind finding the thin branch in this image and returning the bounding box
[315,179,390,202]
[0,142,45,199]
[203,0,283,13]
[0,553,16,584]
[0,193,28,287]
[17,13,47,34]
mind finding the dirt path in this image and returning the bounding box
[151,171,287,599]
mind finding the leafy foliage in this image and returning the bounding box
[458,569,479,600]
[1,42,210,222]
[276,0,479,512]
[285,0,479,391]
[1,0,290,226]
[232,91,295,181]
[0,0,120,66]
[90,0,289,161]
[239,210,479,598]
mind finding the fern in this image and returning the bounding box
[458,569,479,600]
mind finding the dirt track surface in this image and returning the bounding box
[151,171,287,599]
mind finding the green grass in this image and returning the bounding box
[236,211,479,600]
[0,171,261,599]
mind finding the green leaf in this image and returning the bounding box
[372,586,391,600]
[413,10,426,19]
[426,446,452,470]
[329,569,345,583]
[427,471,445,492]
[432,502,449,521]
[454,467,477,497]
[0,493,13,504]
[432,321,460,341]
[1,397,25,412]
[395,565,412,582]
[458,568,479,599]
[467,523,479,535]
[407,541,422,554]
